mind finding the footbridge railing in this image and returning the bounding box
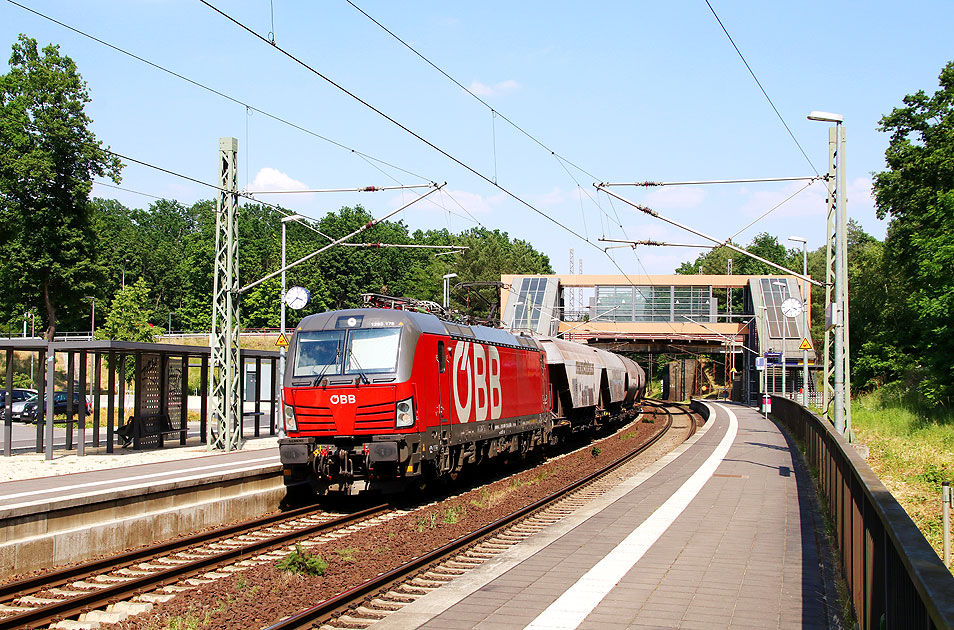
[772,396,954,630]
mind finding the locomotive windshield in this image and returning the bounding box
[293,327,401,377]
[347,327,401,374]
[294,331,344,377]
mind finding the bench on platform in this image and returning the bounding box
[118,413,183,450]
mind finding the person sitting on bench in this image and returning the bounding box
[117,416,135,448]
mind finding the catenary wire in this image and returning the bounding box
[4,0,430,183]
[198,0,596,249]
[704,0,819,177]
[344,0,601,184]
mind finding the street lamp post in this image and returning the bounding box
[85,296,95,340]
[442,273,458,310]
[808,111,849,435]
[789,236,809,407]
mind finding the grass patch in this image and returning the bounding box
[416,512,438,532]
[617,431,637,441]
[443,505,466,524]
[336,547,359,563]
[590,446,601,458]
[275,543,328,576]
[851,387,954,567]
[163,607,212,630]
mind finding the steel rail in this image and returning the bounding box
[0,504,389,629]
[0,501,333,603]
[264,403,683,630]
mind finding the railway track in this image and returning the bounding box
[0,503,396,629]
[263,401,690,630]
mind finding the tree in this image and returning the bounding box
[0,35,122,339]
[872,61,954,405]
[95,278,163,343]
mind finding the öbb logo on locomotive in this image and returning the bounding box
[278,307,645,495]
[452,340,502,423]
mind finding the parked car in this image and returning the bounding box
[0,388,38,421]
[21,391,93,422]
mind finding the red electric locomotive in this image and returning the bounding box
[279,308,550,494]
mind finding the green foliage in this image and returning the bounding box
[95,278,163,342]
[442,505,466,524]
[12,372,33,389]
[590,446,602,458]
[275,543,328,576]
[335,547,358,563]
[871,61,954,405]
[677,233,798,278]
[0,35,122,339]
[852,386,954,561]
[416,512,438,532]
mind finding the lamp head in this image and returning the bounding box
[788,236,806,244]
[807,111,844,123]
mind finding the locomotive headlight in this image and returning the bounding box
[283,404,298,432]
[395,397,415,429]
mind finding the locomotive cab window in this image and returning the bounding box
[438,341,446,373]
[294,331,344,377]
[347,327,401,375]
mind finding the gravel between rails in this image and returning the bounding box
[109,411,684,630]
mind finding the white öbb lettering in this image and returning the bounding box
[329,394,356,405]
[452,341,502,423]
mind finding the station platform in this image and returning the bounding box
[0,436,280,512]
[373,401,842,630]
[0,434,282,579]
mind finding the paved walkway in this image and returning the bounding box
[374,402,841,629]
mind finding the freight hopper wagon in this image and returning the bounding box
[537,336,646,441]
[279,309,550,494]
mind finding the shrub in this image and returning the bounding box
[275,543,328,576]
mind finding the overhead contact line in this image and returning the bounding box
[5,0,430,183]
[197,1,616,265]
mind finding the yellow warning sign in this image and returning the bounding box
[798,337,813,351]
[275,332,289,348]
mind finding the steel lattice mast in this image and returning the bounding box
[210,137,242,451]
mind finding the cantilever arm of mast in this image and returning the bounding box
[594,184,824,288]
[239,182,446,294]
[599,237,715,250]
[244,183,437,194]
[599,176,824,187]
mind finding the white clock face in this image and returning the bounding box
[285,286,310,310]
[781,297,803,318]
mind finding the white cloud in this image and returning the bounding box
[391,188,504,219]
[735,180,828,220]
[248,167,309,194]
[468,79,521,97]
[529,187,566,208]
[645,186,706,210]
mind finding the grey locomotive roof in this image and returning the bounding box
[295,308,448,335]
[295,308,537,349]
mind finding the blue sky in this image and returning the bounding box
[3,1,951,276]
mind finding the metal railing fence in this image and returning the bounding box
[772,396,954,630]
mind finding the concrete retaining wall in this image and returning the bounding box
[0,467,284,580]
